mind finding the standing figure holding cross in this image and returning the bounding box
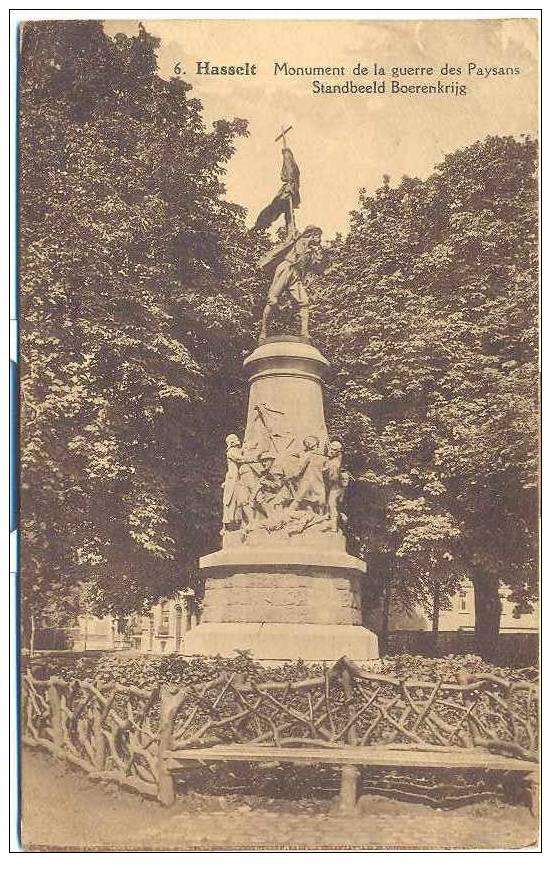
[254,126,300,234]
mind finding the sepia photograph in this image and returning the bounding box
[13,12,540,851]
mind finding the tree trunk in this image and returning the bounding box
[431,578,441,656]
[471,568,502,662]
[381,571,392,655]
[30,614,36,659]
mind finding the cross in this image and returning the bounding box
[275,125,293,147]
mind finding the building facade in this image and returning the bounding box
[69,590,199,654]
[139,590,199,655]
[379,580,538,662]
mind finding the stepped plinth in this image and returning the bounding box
[183,336,378,662]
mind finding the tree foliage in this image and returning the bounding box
[19,21,265,632]
[314,136,538,652]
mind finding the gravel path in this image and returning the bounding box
[20,748,539,851]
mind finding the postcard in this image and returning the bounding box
[14,14,540,851]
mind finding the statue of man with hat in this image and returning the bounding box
[258,225,325,341]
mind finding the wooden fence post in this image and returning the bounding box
[339,666,360,814]
[92,703,106,771]
[525,771,539,817]
[157,687,176,806]
[47,679,63,758]
[21,673,29,736]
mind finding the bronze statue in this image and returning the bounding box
[259,225,324,341]
[254,145,300,232]
[254,124,300,235]
[255,127,326,341]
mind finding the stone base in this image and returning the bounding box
[199,548,367,625]
[202,572,364,625]
[181,622,379,663]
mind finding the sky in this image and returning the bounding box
[105,18,539,238]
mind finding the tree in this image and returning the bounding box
[314,135,538,658]
[19,20,265,638]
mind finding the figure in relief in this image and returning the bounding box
[289,435,328,514]
[221,417,349,541]
[325,440,349,532]
[222,434,258,534]
[251,451,294,531]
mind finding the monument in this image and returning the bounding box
[183,128,379,661]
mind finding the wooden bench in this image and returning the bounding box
[162,743,539,814]
[22,661,538,814]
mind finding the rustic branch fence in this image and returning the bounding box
[21,657,539,810]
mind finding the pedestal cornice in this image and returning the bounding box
[243,337,329,378]
[200,546,366,574]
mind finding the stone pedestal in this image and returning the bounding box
[183,336,378,662]
[183,623,376,662]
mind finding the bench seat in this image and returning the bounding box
[163,742,538,814]
[166,743,537,772]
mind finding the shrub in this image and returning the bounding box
[24,650,535,689]
[24,650,326,688]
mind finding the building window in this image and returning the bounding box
[459,591,467,612]
[174,605,182,650]
[160,602,170,635]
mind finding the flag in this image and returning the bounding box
[254,147,300,231]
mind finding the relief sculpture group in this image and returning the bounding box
[222,416,349,542]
